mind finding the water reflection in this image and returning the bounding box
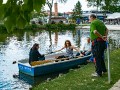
[0,29,120,90]
[18,70,69,86]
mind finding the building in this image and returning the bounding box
[82,10,112,23]
[46,2,113,24]
[51,16,67,23]
[105,13,120,25]
[46,2,67,23]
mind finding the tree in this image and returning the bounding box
[31,7,47,24]
[71,1,82,21]
[87,0,120,12]
[0,0,46,32]
[46,0,67,24]
[0,0,68,32]
[87,0,102,14]
[102,0,120,12]
[87,0,102,8]
[31,7,47,18]
[46,0,54,24]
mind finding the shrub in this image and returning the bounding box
[0,24,7,33]
[45,23,76,30]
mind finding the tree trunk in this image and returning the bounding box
[48,8,52,24]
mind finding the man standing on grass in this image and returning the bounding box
[89,14,108,77]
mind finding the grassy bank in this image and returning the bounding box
[33,49,120,90]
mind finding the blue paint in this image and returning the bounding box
[18,55,91,76]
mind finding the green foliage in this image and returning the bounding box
[0,0,46,32]
[0,24,7,33]
[87,0,102,8]
[71,1,82,20]
[87,0,120,12]
[33,0,45,12]
[58,0,68,3]
[4,16,15,32]
[45,24,76,30]
[0,23,76,31]
[16,14,27,29]
[102,0,120,12]
[31,7,47,19]
[0,0,3,6]
[0,4,5,20]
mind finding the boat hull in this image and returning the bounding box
[18,55,91,76]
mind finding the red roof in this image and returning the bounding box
[64,12,73,14]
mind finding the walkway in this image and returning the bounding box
[109,79,120,90]
[76,25,120,30]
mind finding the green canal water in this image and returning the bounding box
[0,29,120,90]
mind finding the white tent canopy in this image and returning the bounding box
[106,13,120,19]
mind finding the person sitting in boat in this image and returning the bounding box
[29,43,45,64]
[54,40,80,59]
[81,37,92,56]
[81,37,94,62]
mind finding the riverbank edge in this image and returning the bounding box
[32,49,120,90]
[109,79,120,90]
[76,25,120,30]
[0,24,76,32]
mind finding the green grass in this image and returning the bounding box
[33,49,120,90]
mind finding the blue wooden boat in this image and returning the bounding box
[18,53,91,76]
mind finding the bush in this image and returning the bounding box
[45,23,76,30]
[0,24,7,33]
[0,23,76,33]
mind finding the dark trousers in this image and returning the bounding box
[92,39,107,76]
[81,51,91,56]
[39,55,45,61]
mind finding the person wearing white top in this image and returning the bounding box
[82,37,92,55]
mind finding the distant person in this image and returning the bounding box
[59,20,63,24]
[38,20,43,25]
[76,18,80,24]
[29,43,45,65]
[54,40,80,59]
[89,14,108,77]
[31,21,36,24]
[51,21,56,24]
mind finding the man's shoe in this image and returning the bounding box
[91,73,102,77]
[87,60,91,63]
[102,72,107,75]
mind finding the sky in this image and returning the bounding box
[3,0,95,12]
[45,0,95,12]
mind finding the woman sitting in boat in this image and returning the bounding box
[54,40,80,59]
[29,43,45,64]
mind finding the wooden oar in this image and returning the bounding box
[30,57,70,66]
[54,58,69,62]
[44,51,55,55]
[30,60,53,66]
